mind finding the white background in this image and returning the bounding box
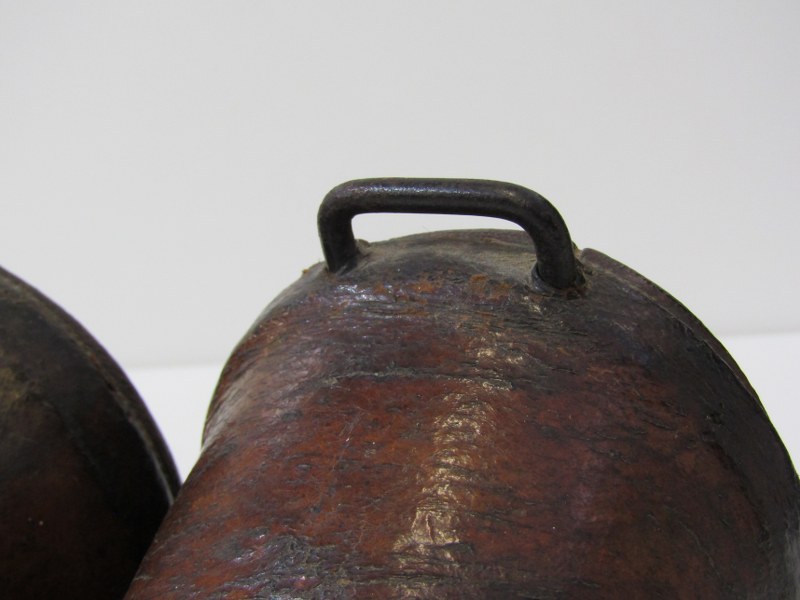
[1,2,798,477]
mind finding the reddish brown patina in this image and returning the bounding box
[0,265,180,599]
[128,180,799,598]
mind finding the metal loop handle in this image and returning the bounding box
[318,178,580,290]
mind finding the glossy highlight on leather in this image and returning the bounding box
[127,180,799,598]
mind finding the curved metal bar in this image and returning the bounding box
[318,178,580,290]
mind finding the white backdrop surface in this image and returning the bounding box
[2,2,798,371]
